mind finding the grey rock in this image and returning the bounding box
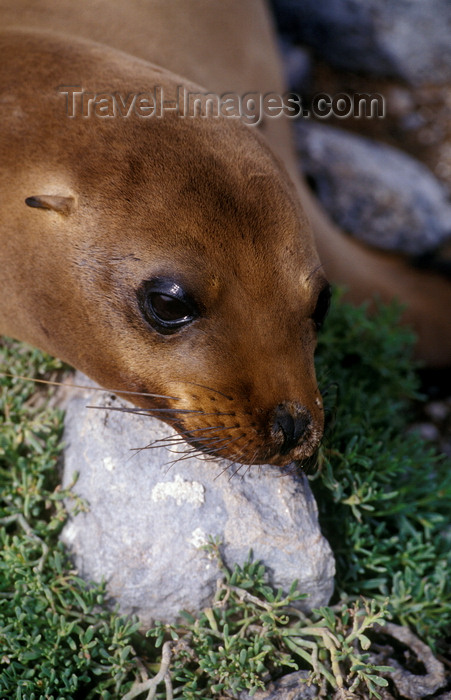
[295,121,451,255]
[271,0,451,85]
[279,38,312,93]
[60,374,335,627]
[424,401,450,423]
[408,422,441,443]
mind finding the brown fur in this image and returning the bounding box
[0,24,326,467]
[1,0,450,468]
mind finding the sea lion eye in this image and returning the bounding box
[312,284,331,331]
[137,278,199,334]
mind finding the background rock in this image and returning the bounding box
[271,0,451,86]
[60,374,335,627]
[295,121,451,255]
[278,38,312,92]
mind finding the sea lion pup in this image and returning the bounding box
[2,0,451,367]
[0,29,330,468]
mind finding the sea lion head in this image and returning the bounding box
[3,32,329,468]
[123,117,330,468]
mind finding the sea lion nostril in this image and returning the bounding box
[272,404,312,455]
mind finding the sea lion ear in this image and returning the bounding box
[25,195,75,215]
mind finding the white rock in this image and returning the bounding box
[60,374,335,626]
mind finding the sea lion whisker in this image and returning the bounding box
[228,462,247,480]
[0,373,181,401]
[181,425,234,435]
[162,452,201,474]
[166,379,234,401]
[128,429,232,454]
[236,449,261,480]
[239,447,264,476]
[162,447,215,470]
[161,431,248,468]
[305,261,325,282]
[134,437,190,449]
[138,425,234,446]
[229,439,254,460]
[239,463,254,479]
[157,438,227,457]
[124,440,192,464]
[129,427,246,458]
[85,405,202,416]
[229,447,260,480]
[215,458,239,479]
[164,445,198,456]
[188,433,247,455]
[129,438,189,456]
[85,404,235,417]
[188,435,239,446]
[212,439,254,480]
[171,424,256,444]
[164,441,222,461]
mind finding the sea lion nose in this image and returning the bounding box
[271,403,312,455]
